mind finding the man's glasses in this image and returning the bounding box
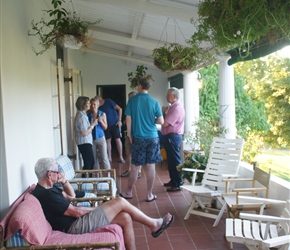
[47,170,60,174]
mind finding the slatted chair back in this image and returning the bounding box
[201,137,244,190]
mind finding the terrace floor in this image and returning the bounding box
[111,152,248,250]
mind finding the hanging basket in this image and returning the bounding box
[62,35,83,49]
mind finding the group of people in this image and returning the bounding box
[74,95,125,175]
[32,77,185,250]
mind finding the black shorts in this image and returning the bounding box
[104,125,121,140]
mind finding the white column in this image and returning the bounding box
[218,56,236,138]
[182,70,199,134]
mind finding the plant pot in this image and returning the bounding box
[62,35,83,49]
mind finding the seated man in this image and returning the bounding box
[33,158,173,250]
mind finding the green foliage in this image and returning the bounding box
[127,65,153,89]
[28,0,101,55]
[189,0,290,61]
[184,117,228,159]
[152,43,213,72]
[177,152,207,183]
[235,56,290,148]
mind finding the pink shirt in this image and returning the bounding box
[161,100,185,135]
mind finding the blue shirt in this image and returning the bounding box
[98,98,118,126]
[125,93,162,139]
[87,110,105,140]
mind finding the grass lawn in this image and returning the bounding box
[254,150,290,182]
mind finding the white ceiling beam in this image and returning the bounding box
[84,0,198,23]
[90,30,159,50]
[83,48,155,67]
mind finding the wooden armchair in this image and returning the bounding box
[223,167,273,218]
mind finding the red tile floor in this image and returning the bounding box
[111,154,248,250]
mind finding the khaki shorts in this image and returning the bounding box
[67,206,109,234]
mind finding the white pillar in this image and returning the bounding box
[218,56,236,138]
[182,70,199,134]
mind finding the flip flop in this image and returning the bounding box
[121,170,130,177]
[146,195,157,202]
[151,214,174,238]
[119,193,133,199]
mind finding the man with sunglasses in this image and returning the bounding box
[33,157,174,250]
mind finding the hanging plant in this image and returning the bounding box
[127,65,154,89]
[188,0,290,63]
[28,0,102,55]
[152,43,213,72]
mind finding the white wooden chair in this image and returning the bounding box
[181,137,244,227]
[226,200,290,250]
[223,167,272,218]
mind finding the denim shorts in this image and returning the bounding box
[131,137,162,166]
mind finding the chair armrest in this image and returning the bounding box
[263,235,290,248]
[75,169,116,180]
[240,213,290,223]
[238,196,287,205]
[71,196,108,207]
[6,242,120,250]
[233,187,267,193]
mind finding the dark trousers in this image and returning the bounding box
[163,134,182,188]
[77,143,94,170]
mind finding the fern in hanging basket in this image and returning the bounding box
[152,43,207,72]
[189,0,290,60]
[28,0,102,55]
[127,65,154,89]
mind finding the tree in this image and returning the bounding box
[234,56,290,148]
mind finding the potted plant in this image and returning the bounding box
[28,0,102,55]
[127,65,153,89]
[177,152,207,184]
[189,0,290,63]
[152,43,213,72]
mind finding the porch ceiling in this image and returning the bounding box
[52,0,202,67]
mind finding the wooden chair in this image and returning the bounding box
[181,137,244,227]
[226,200,290,250]
[223,167,273,218]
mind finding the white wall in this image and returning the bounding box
[66,50,169,105]
[0,0,169,219]
[0,0,56,218]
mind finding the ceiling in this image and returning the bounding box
[56,0,202,68]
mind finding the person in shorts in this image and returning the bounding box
[121,91,142,179]
[33,157,174,250]
[120,78,164,202]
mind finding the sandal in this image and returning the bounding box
[138,172,142,179]
[151,214,174,238]
[121,170,130,177]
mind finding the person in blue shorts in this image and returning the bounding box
[120,78,164,202]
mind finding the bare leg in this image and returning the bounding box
[102,197,173,250]
[106,138,112,162]
[115,138,125,162]
[109,212,136,250]
[121,164,139,197]
[145,163,156,201]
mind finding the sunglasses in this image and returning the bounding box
[47,170,60,174]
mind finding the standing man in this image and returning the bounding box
[162,87,185,192]
[96,95,125,163]
[120,78,164,202]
